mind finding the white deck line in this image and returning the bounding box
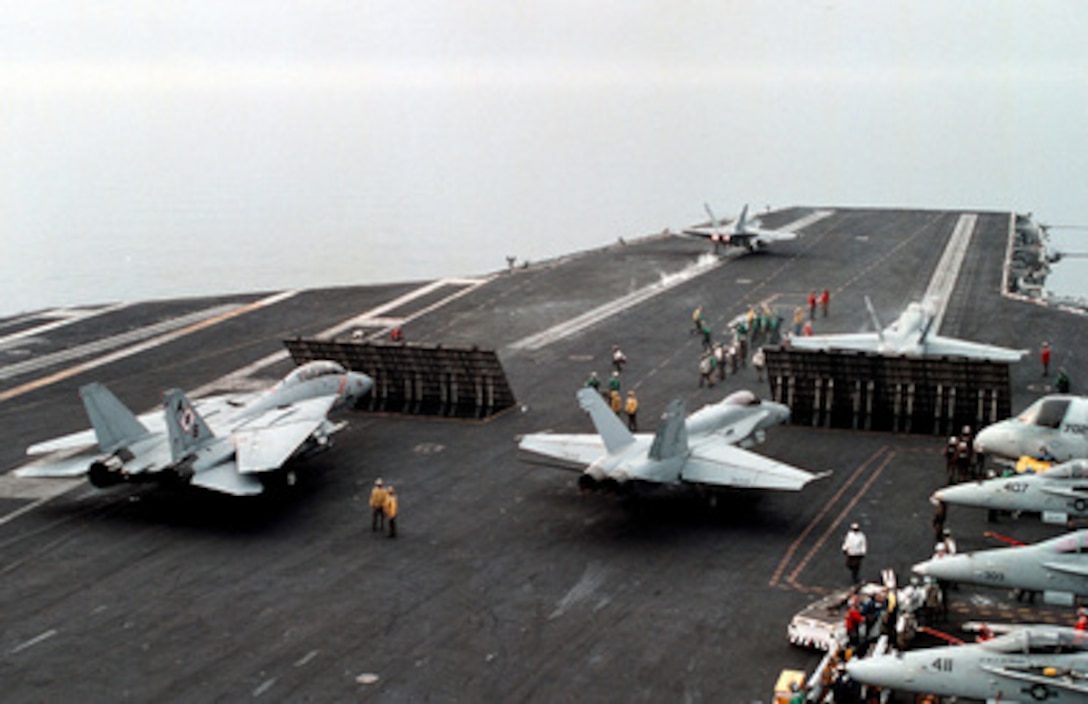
[0,291,300,403]
[924,213,978,333]
[510,210,834,352]
[0,303,241,381]
[189,277,493,397]
[0,303,131,351]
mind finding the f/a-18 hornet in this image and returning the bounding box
[933,459,1088,525]
[18,360,372,496]
[974,395,1088,463]
[789,295,1026,361]
[913,530,1088,605]
[847,624,1088,703]
[518,388,827,495]
[681,203,799,254]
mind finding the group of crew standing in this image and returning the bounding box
[584,345,638,431]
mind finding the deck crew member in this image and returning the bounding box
[842,523,868,584]
[624,391,639,432]
[384,485,398,538]
[611,345,627,373]
[370,478,388,532]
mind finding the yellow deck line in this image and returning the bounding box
[0,291,297,404]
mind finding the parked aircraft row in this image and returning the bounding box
[844,393,1088,700]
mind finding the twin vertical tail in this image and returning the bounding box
[163,389,215,461]
[648,398,688,461]
[576,388,635,454]
[79,382,150,453]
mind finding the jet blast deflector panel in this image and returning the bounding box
[764,347,1012,435]
[284,338,516,419]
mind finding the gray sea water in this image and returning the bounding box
[4,5,1088,316]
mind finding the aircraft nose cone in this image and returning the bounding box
[348,372,373,400]
[845,657,910,689]
[974,425,1015,458]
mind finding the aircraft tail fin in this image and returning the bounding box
[648,398,689,461]
[735,204,750,233]
[864,296,885,344]
[704,203,723,236]
[163,389,215,461]
[576,388,635,455]
[918,298,939,343]
[79,383,150,454]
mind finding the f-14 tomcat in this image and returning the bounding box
[17,360,372,496]
[518,388,827,495]
[847,624,1088,703]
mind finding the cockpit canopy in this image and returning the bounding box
[282,361,347,387]
[981,627,1088,655]
[1017,397,1070,429]
[724,390,761,407]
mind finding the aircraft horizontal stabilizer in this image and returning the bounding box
[15,453,94,478]
[682,444,828,491]
[517,433,609,469]
[190,463,264,496]
[26,429,99,456]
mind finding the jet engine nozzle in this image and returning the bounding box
[88,455,126,488]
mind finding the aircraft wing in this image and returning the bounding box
[1040,560,1088,578]
[983,664,1088,695]
[191,462,264,496]
[703,409,775,445]
[789,333,881,354]
[924,335,1026,362]
[1040,484,1088,501]
[750,227,798,243]
[682,443,828,491]
[232,395,339,474]
[15,450,98,478]
[517,433,608,470]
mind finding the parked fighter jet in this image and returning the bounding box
[847,624,1088,702]
[17,361,372,496]
[789,296,1026,361]
[975,395,1088,463]
[913,530,1088,605]
[681,203,798,253]
[933,459,1088,525]
[518,388,827,494]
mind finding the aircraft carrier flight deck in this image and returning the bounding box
[1,207,1085,702]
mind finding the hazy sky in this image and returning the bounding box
[2,1,1087,314]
